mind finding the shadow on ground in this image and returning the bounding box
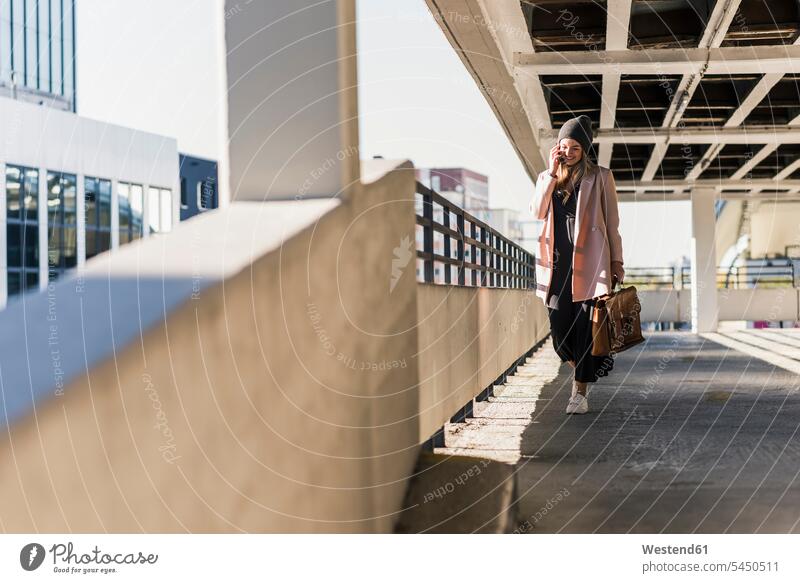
[515,332,800,533]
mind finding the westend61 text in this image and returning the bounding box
[642,544,708,555]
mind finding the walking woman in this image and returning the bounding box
[529,115,625,414]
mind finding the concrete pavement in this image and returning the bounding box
[435,330,800,533]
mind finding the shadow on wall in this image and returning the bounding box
[0,160,549,532]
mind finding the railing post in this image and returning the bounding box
[480,227,488,286]
[489,232,495,287]
[504,240,509,288]
[442,204,451,285]
[422,189,434,283]
[511,245,516,288]
[499,237,504,287]
[523,251,528,289]
[457,213,466,286]
[470,221,478,286]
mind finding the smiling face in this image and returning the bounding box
[558,138,583,166]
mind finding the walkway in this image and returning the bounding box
[435,329,800,533]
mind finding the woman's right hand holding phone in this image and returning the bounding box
[549,144,562,176]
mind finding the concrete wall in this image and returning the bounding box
[417,284,550,441]
[715,199,744,264]
[750,201,800,258]
[638,288,800,323]
[717,288,800,322]
[0,158,548,532]
[0,160,420,532]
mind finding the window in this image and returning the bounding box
[84,177,112,259]
[148,187,173,233]
[47,170,77,281]
[118,182,143,245]
[6,165,39,296]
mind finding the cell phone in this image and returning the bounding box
[557,154,566,164]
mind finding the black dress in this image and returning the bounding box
[546,185,614,383]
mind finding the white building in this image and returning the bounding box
[0,95,179,308]
[1,1,180,309]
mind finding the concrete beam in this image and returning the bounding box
[730,144,778,180]
[620,192,800,204]
[424,0,547,177]
[514,45,800,75]
[615,179,800,190]
[478,0,550,171]
[731,113,800,201]
[541,126,800,145]
[224,0,360,202]
[598,0,632,167]
[683,36,800,181]
[640,0,741,181]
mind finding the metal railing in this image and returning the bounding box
[624,263,799,290]
[682,264,798,289]
[619,267,679,290]
[415,181,535,289]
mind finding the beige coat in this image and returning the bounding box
[529,165,624,304]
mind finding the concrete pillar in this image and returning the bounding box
[690,187,719,332]
[224,0,359,202]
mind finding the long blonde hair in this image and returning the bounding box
[555,152,596,203]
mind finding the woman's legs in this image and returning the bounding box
[547,300,576,367]
[573,301,600,384]
[547,270,595,405]
[566,360,589,398]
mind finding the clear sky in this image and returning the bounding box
[76,0,692,268]
[75,0,222,162]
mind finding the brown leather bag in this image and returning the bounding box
[591,280,645,356]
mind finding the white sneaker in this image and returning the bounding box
[565,393,589,414]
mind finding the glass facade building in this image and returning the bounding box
[4,164,175,301]
[0,0,76,111]
[83,176,111,259]
[5,164,39,295]
[1,65,186,308]
[118,182,144,244]
[46,169,77,280]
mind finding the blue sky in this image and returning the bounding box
[75,0,692,268]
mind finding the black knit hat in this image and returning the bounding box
[558,115,594,158]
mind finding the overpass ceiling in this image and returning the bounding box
[517,0,800,197]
